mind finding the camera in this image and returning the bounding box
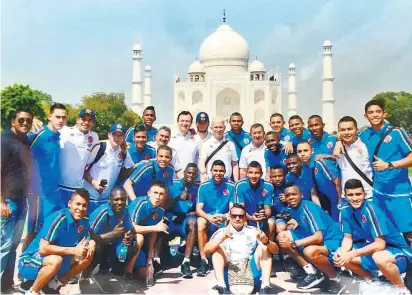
[100,179,108,187]
[256,203,265,213]
[280,212,292,222]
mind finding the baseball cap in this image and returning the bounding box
[78,108,96,119]
[196,112,209,123]
[109,122,126,134]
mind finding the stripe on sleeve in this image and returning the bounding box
[365,203,383,237]
[91,208,109,230]
[29,130,46,148]
[318,160,335,181]
[44,211,66,241]
[130,164,152,183]
[125,127,134,140]
[131,199,149,222]
[197,182,208,204]
[303,205,320,232]
[394,128,412,151]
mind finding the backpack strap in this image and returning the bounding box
[86,142,107,171]
[373,126,394,159]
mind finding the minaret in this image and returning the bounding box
[143,65,152,108]
[322,40,335,132]
[131,42,143,114]
[288,63,297,118]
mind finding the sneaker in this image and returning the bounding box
[41,285,60,294]
[297,272,325,289]
[42,277,63,294]
[197,260,210,277]
[217,285,230,294]
[19,281,34,294]
[153,260,163,276]
[181,261,193,278]
[289,266,306,280]
[259,286,271,294]
[321,279,346,294]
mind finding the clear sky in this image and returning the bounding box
[2,0,412,125]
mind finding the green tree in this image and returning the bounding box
[372,91,412,132]
[1,84,52,130]
[78,92,141,138]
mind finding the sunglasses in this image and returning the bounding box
[17,118,33,124]
[230,214,245,219]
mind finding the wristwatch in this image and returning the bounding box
[263,238,270,245]
[291,241,297,249]
[387,162,394,170]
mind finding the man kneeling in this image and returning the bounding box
[204,204,279,294]
[276,182,344,293]
[335,179,412,295]
[19,189,95,294]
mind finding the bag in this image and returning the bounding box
[205,140,229,167]
[227,133,244,151]
[86,142,107,171]
[342,143,373,187]
[373,126,394,158]
[227,258,254,294]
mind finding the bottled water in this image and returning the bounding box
[117,243,128,263]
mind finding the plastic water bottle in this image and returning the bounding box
[74,240,89,262]
[146,263,154,287]
[117,243,128,263]
[170,248,177,256]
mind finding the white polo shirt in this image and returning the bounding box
[170,131,197,170]
[211,225,260,261]
[337,138,373,198]
[239,142,267,179]
[59,126,99,189]
[199,136,238,179]
[148,141,181,172]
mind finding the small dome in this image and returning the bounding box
[145,65,152,71]
[133,43,142,51]
[199,24,249,66]
[188,60,205,73]
[323,40,332,47]
[248,60,265,72]
[288,63,296,69]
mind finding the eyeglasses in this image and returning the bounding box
[230,214,245,219]
[17,118,33,124]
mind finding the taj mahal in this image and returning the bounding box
[130,15,336,132]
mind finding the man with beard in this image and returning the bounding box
[1,108,33,291]
[83,123,134,213]
[264,131,287,179]
[193,112,212,163]
[225,112,251,159]
[125,106,158,145]
[127,124,156,164]
[277,183,343,292]
[123,145,174,201]
[18,189,95,295]
[307,115,336,157]
[239,124,267,179]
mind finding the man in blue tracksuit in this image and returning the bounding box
[307,115,337,157]
[225,112,252,159]
[125,106,158,145]
[128,124,156,164]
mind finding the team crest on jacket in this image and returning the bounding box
[301,216,306,223]
[163,172,169,178]
[118,152,125,159]
[223,189,229,196]
[314,168,319,174]
[153,212,159,220]
[284,135,290,141]
[77,225,84,233]
[244,138,249,144]
[308,138,314,144]
[262,189,268,196]
[327,142,333,148]
[88,136,93,143]
[144,154,151,160]
[361,215,367,223]
[384,135,392,143]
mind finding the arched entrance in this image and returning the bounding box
[216,88,240,121]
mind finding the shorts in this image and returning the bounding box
[270,216,286,225]
[373,193,412,233]
[170,215,197,239]
[290,229,340,260]
[18,251,71,281]
[353,242,410,274]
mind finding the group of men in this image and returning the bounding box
[1,100,412,295]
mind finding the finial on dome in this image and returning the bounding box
[223,9,226,23]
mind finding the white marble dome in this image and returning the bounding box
[188,60,205,73]
[133,43,142,51]
[145,65,152,71]
[323,40,332,47]
[249,60,265,72]
[199,24,249,67]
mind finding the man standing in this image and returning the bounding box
[123,146,174,201]
[1,108,33,291]
[59,108,99,205]
[170,111,197,176]
[361,100,412,244]
[26,104,68,251]
[239,124,267,179]
[193,112,212,152]
[205,204,279,295]
[196,160,234,276]
[166,164,199,278]
[125,106,158,145]
[199,117,239,182]
[18,189,95,295]
[307,115,336,157]
[277,183,344,293]
[296,142,341,221]
[83,123,134,213]
[225,112,251,159]
[128,124,156,164]
[335,179,412,295]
